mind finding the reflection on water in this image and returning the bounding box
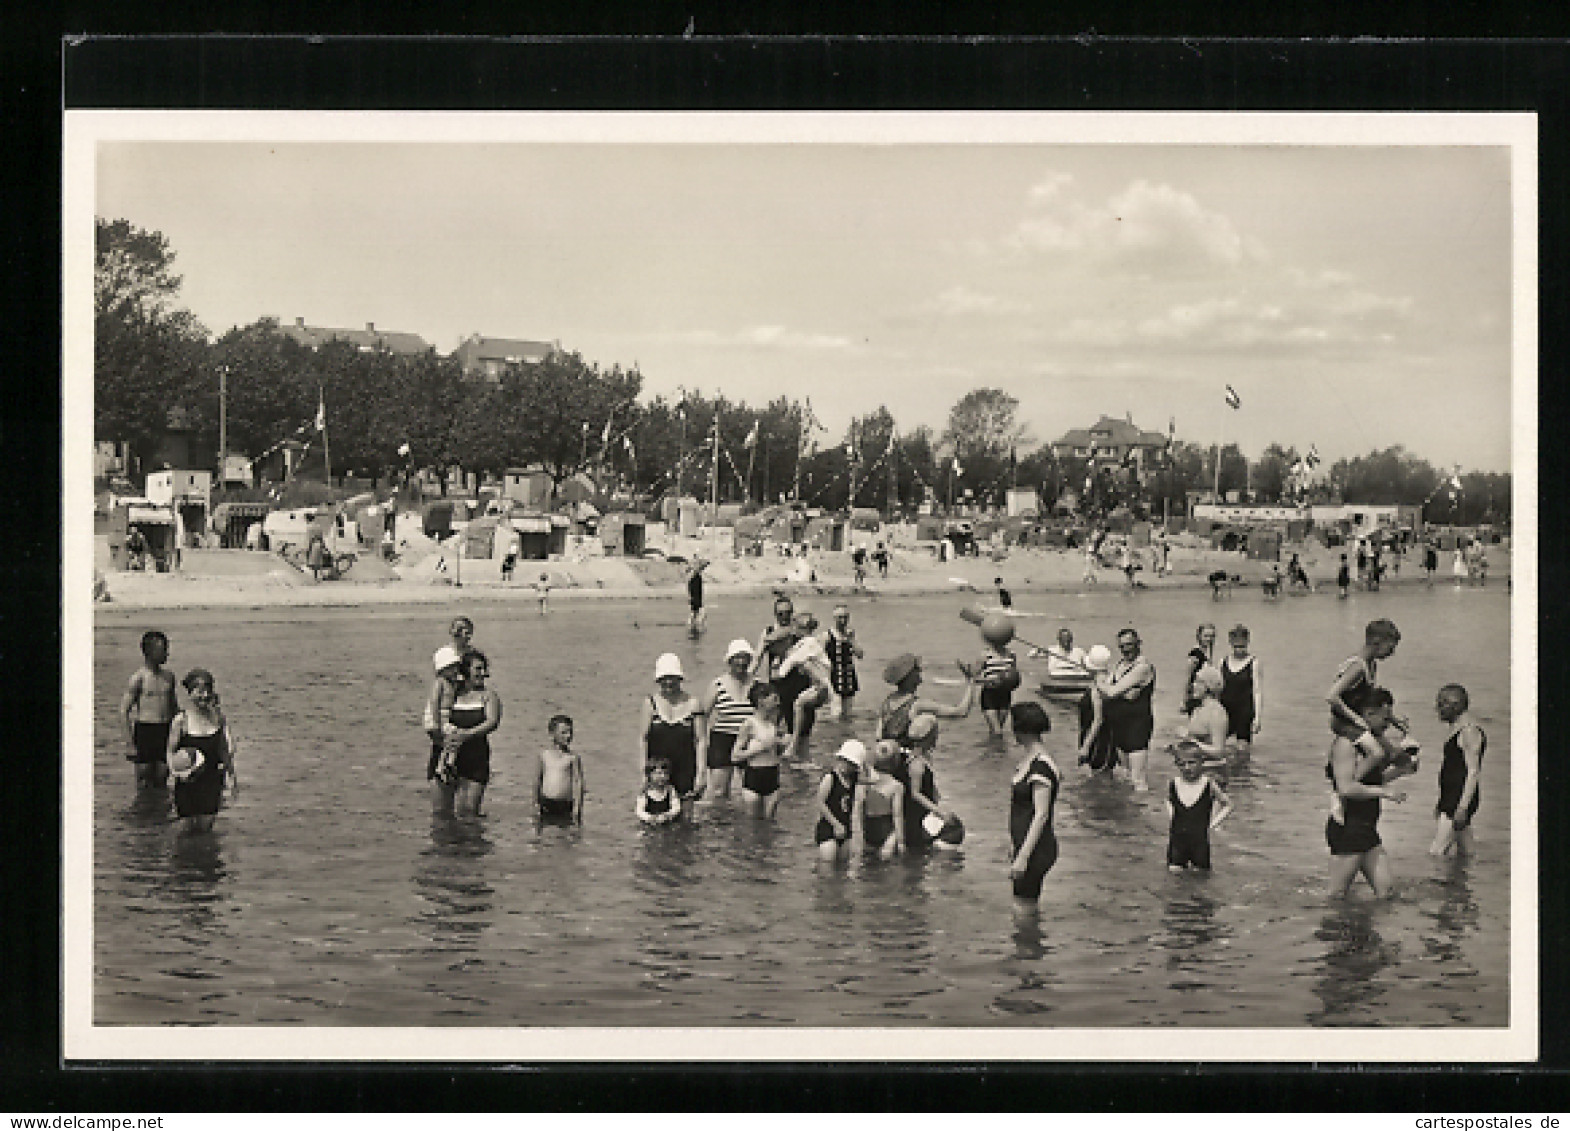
[1309,906,1400,1026]
[93,586,1511,1026]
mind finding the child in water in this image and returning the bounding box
[535,572,551,615]
[1337,554,1351,598]
[977,637,1021,738]
[733,683,788,818]
[121,629,178,790]
[635,756,682,826]
[534,714,584,824]
[860,743,906,859]
[814,740,867,862]
[1164,739,1232,871]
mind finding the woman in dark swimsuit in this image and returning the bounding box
[1008,701,1062,905]
[165,667,238,835]
[638,652,707,802]
[430,650,502,819]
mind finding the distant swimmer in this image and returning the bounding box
[1337,553,1351,599]
[686,558,708,636]
[994,576,1013,609]
[1429,684,1487,857]
[534,714,584,825]
[121,629,177,791]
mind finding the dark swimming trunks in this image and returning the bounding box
[642,789,676,819]
[863,812,895,847]
[707,729,739,769]
[132,720,171,765]
[538,794,575,820]
[1325,756,1383,856]
[741,764,781,797]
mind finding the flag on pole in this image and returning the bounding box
[623,435,636,461]
[951,457,963,477]
[1305,445,1321,469]
[744,420,759,449]
[315,393,326,432]
[601,416,613,445]
[1224,385,1241,410]
[397,441,411,458]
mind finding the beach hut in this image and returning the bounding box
[110,500,177,571]
[1247,529,1282,562]
[548,514,571,556]
[212,501,271,549]
[733,515,767,556]
[600,512,647,556]
[915,515,945,543]
[849,507,882,532]
[510,515,553,560]
[804,515,846,552]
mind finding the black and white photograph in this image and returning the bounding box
[63,110,1535,1062]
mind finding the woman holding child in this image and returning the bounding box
[638,653,708,803]
[429,650,502,819]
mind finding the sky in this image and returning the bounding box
[94,135,1517,472]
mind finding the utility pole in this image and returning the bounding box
[709,408,721,527]
[217,365,227,497]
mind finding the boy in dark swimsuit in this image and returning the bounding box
[120,630,177,789]
[535,714,584,824]
[1164,740,1232,871]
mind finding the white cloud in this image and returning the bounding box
[1006,177,1255,271]
[924,285,1030,316]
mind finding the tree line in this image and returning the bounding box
[95,218,1510,526]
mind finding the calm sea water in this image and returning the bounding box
[92,582,1511,1027]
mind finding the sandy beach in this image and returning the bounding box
[92,531,1508,612]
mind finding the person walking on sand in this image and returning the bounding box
[121,630,178,791]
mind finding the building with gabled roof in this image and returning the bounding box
[455,334,557,383]
[1052,413,1169,468]
[280,317,431,356]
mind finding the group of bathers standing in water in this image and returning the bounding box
[119,586,1489,910]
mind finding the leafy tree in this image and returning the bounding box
[498,351,641,500]
[1250,442,1298,504]
[941,387,1032,462]
[94,218,210,471]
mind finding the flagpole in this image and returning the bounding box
[1212,401,1223,504]
[320,386,332,490]
[746,426,757,507]
[709,409,721,526]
